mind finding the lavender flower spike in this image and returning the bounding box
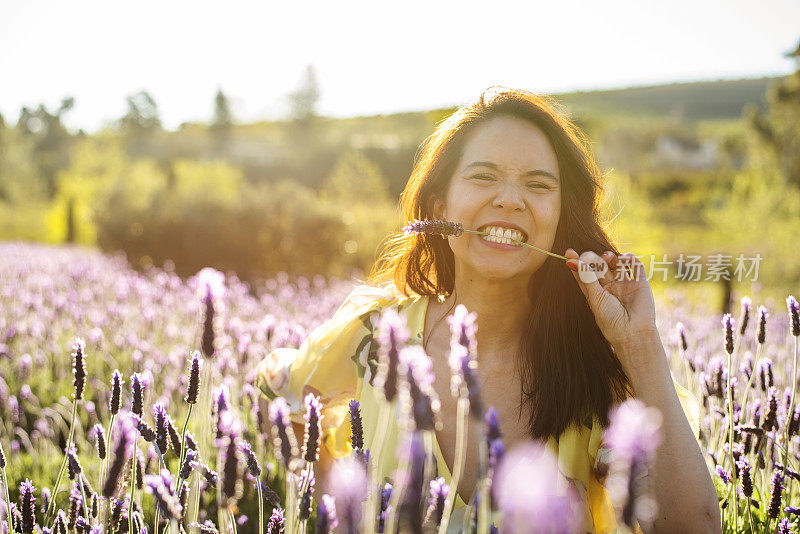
[145,470,181,522]
[239,441,261,479]
[739,297,752,336]
[153,403,169,454]
[425,477,449,528]
[266,508,285,534]
[788,296,800,337]
[19,479,36,534]
[268,397,298,470]
[403,218,463,238]
[757,305,769,344]
[303,393,323,463]
[102,414,135,498]
[722,314,735,355]
[399,346,441,431]
[71,337,87,400]
[185,350,202,404]
[348,400,364,451]
[448,304,484,418]
[109,370,123,415]
[130,373,144,418]
[769,470,785,519]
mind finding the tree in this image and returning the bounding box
[119,90,162,155]
[211,88,233,152]
[288,64,321,122]
[745,37,800,189]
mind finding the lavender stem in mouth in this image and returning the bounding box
[463,229,568,261]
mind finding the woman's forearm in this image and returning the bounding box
[615,332,721,533]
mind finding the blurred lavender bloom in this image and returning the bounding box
[739,297,752,336]
[399,346,441,431]
[153,403,169,453]
[103,414,136,497]
[493,441,583,533]
[314,494,338,534]
[327,456,367,534]
[447,305,483,418]
[217,433,242,508]
[298,466,315,521]
[722,314,734,355]
[268,397,298,470]
[603,398,664,531]
[769,470,785,519]
[66,447,83,480]
[377,483,392,534]
[239,441,261,479]
[180,448,197,480]
[676,322,688,352]
[424,477,448,529]
[374,308,409,403]
[145,469,181,522]
[93,423,106,460]
[715,465,731,485]
[757,305,769,344]
[396,432,427,533]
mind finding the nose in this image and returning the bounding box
[492,182,525,211]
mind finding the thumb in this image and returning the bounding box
[570,259,610,312]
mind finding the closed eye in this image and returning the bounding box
[527,182,551,190]
[470,174,495,181]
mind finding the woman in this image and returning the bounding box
[256,87,720,533]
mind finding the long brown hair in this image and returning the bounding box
[368,87,633,440]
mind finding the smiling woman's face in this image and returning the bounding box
[432,114,562,283]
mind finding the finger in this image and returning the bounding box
[602,251,618,270]
[573,259,612,314]
[578,251,612,286]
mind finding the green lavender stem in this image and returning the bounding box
[256,478,265,534]
[476,424,490,534]
[44,397,78,526]
[228,508,238,534]
[437,397,469,534]
[78,475,90,520]
[781,336,798,509]
[725,346,738,533]
[738,343,763,415]
[99,414,116,500]
[174,404,193,494]
[383,439,412,534]
[1,464,15,534]
[129,431,139,534]
[364,400,392,534]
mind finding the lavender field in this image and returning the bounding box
[1,242,799,533]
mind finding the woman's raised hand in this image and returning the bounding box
[564,248,659,354]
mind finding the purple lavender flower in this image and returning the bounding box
[374,308,410,403]
[739,297,752,336]
[788,296,800,337]
[266,507,285,534]
[197,268,224,359]
[109,370,123,415]
[40,487,50,515]
[239,441,261,479]
[396,432,427,534]
[377,483,392,534]
[402,219,463,238]
[166,416,181,456]
[737,459,753,498]
[184,431,197,452]
[485,406,502,442]
[399,346,441,431]
[786,506,800,515]
[348,400,364,451]
[303,393,322,462]
[133,415,156,444]
[424,477,448,528]
[102,414,135,498]
[757,305,769,344]
[760,359,775,392]
[298,466,316,521]
[722,314,735,355]
[68,484,82,529]
[145,469,181,522]
[217,433,242,508]
[603,398,664,531]
[715,465,731,485]
[268,397,298,470]
[185,351,202,404]
[180,448,197,480]
[71,337,87,400]
[212,386,230,439]
[327,456,367,534]
[19,479,36,534]
[763,387,778,432]
[153,403,169,453]
[314,494,338,534]
[448,305,484,418]
[9,502,22,533]
[93,423,106,460]
[778,518,794,534]
[130,373,144,418]
[676,322,688,352]
[66,447,83,480]
[769,470,785,519]
[53,510,68,534]
[0,439,5,468]
[493,441,583,533]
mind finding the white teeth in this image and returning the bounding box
[481,225,524,245]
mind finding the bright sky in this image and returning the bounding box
[1,0,798,133]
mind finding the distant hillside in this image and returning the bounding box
[524,76,779,121]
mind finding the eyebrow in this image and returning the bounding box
[464,161,559,183]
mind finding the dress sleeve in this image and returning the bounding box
[254,284,400,458]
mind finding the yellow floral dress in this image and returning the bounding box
[255,284,701,534]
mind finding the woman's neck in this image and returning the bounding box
[439,276,531,360]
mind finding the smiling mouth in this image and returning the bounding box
[476,225,529,246]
